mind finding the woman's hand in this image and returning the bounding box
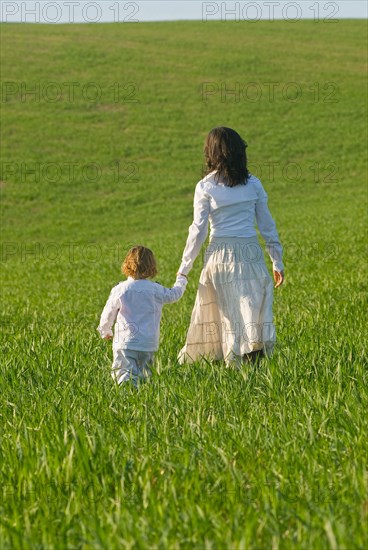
[176,272,188,279]
[273,270,284,288]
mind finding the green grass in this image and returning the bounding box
[1,20,367,549]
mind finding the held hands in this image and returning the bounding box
[273,270,285,288]
[176,272,188,279]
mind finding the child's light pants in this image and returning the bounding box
[111,349,154,387]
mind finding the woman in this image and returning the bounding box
[177,127,284,367]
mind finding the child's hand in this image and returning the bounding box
[104,335,113,340]
[273,270,284,288]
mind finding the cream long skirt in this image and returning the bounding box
[178,236,276,364]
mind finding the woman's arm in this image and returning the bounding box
[178,182,210,276]
[255,183,284,278]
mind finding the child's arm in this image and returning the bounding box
[159,274,188,304]
[97,285,121,339]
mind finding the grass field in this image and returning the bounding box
[1,19,367,549]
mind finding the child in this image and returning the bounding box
[97,245,187,386]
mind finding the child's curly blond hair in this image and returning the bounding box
[122,245,157,280]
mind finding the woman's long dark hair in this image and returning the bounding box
[204,127,249,187]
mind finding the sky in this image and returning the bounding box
[1,1,367,23]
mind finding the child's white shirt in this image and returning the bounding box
[97,275,187,352]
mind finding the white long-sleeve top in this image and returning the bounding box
[97,275,187,352]
[178,172,284,275]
